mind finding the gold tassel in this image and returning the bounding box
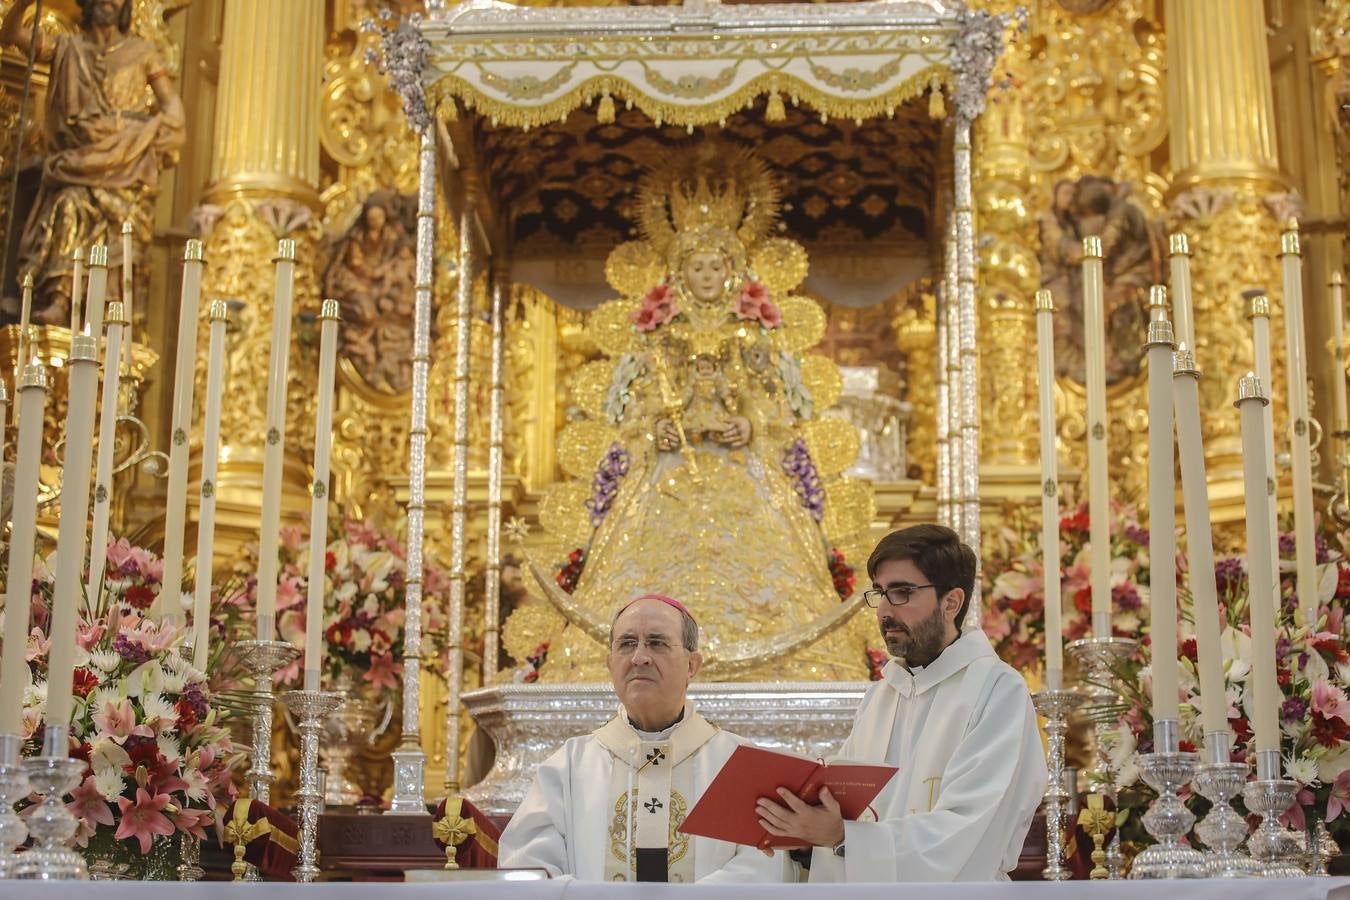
[928,85,945,120]
[765,90,786,123]
[437,97,459,123]
[596,92,616,124]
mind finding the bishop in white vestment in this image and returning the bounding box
[756,525,1048,882]
[499,595,788,882]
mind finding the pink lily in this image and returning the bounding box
[66,775,115,848]
[115,787,175,854]
[1327,770,1350,823]
[169,805,212,841]
[363,651,401,691]
[1311,680,1350,724]
[92,698,154,743]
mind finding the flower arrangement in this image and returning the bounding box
[733,280,782,329]
[781,437,826,523]
[12,540,243,874]
[226,518,451,699]
[1095,528,1349,852]
[981,498,1151,674]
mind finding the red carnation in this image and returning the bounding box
[325,551,337,572]
[124,585,155,610]
[1180,637,1198,662]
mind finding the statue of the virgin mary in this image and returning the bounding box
[515,144,877,681]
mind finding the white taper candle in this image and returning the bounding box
[1173,344,1231,748]
[303,300,341,692]
[86,301,126,600]
[1247,294,1281,617]
[121,222,135,376]
[1236,374,1280,754]
[1168,234,1195,352]
[0,364,47,736]
[1034,290,1063,690]
[255,240,297,642]
[45,334,100,731]
[1081,236,1112,637]
[1145,286,1180,724]
[191,301,231,673]
[1279,224,1318,627]
[156,240,205,623]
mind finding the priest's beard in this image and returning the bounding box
[880,605,946,668]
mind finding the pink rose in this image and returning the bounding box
[633,284,678,333]
[633,306,658,332]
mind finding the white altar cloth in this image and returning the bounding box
[0,879,1346,898]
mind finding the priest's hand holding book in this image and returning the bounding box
[677,745,896,853]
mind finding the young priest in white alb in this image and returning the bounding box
[500,594,788,882]
[756,525,1047,882]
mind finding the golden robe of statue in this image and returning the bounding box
[518,147,876,682]
[1,0,185,320]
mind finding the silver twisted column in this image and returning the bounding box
[281,690,343,883]
[0,734,31,877]
[1129,720,1206,879]
[1068,635,1137,878]
[390,127,437,814]
[1031,689,1083,880]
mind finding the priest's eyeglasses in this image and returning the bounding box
[612,635,677,655]
[862,583,936,608]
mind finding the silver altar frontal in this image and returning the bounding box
[463,682,866,816]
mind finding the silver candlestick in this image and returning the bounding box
[1031,688,1084,880]
[0,733,31,877]
[11,728,87,880]
[1068,635,1137,879]
[281,690,343,884]
[237,640,301,804]
[1129,720,1206,878]
[176,812,204,882]
[1193,734,1260,878]
[1242,750,1306,877]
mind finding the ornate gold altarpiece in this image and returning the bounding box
[375,0,1016,811]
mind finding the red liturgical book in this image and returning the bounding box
[677,745,898,849]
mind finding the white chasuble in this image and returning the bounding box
[500,703,789,883]
[809,628,1047,883]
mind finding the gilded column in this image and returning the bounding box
[190,0,326,552]
[1165,0,1289,516]
[974,46,1041,504]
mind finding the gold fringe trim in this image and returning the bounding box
[426,65,949,130]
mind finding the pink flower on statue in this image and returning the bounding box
[733,281,781,329]
[115,787,175,854]
[92,698,154,743]
[1311,680,1350,724]
[66,775,115,848]
[363,651,401,691]
[1326,770,1350,822]
[633,284,678,333]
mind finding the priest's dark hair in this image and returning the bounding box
[866,524,977,629]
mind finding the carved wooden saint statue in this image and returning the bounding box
[1,0,185,322]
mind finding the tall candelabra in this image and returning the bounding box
[10,728,86,880]
[237,640,301,804]
[1068,635,1137,879]
[1242,749,1306,878]
[1129,719,1206,879]
[281,690,343,884]
[0,734,30,877]
[1031,688,1083,880]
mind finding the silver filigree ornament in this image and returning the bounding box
[950,4,1027,125]
[366,11,433,134]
